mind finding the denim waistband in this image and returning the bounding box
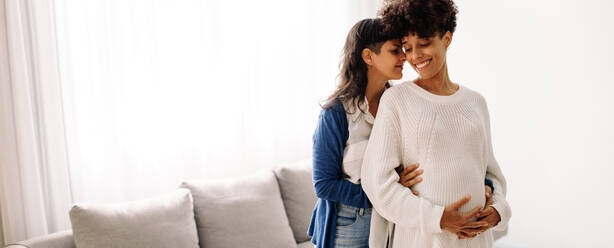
[337,203,372,215]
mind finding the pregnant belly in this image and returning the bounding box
[411,163,486,214]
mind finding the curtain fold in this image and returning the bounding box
[0,0,73,244]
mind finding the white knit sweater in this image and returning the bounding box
[361,81,511,248]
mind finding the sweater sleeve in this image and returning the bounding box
[361,93,444,234]
[481,99,511,231]
[312,105,371,209]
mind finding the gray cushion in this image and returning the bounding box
[4,230,75,248]
[297,241,315,248]
[69,188,199,248]
[273,160,317,242]
[181,170,296,248]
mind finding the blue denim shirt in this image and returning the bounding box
[307,101,371,248]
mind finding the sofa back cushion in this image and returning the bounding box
[6,230,75,248]
[181,170,296,248]
[69,188,199,248]
[273,160,317,242]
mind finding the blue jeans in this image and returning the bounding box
[334,203,372,248]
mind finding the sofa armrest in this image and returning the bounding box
[4,230,75,248]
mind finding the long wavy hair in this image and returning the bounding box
[323,18,394,113]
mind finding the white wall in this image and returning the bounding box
[400,0,614,247]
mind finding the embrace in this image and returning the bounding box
[308,0,511,247]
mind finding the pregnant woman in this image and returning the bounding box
[361,0,511,247]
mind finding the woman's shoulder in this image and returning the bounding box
[321,100,346,115]
[377,81,429,111]
[460,85,488,105]
[318,100,348,126]
[457,85,491,116]
[380,81,413,102]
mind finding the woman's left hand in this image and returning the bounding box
[455,186,497,239]
[476,206,501,227]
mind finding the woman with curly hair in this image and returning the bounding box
[307,18,425,248]
[360,0,511,247]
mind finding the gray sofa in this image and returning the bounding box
[5,160,317,248]
[4,160,508,248]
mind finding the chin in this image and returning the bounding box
[418,71,434,80]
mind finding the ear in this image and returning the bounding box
[444,31,453,49]
[362,48,374,66]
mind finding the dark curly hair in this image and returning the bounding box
[322,18,395,112]
[379,0,458,38]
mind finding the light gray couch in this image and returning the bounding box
[4,160,317,248]
[4,160,508,248]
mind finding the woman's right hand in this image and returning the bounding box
[395,163,423,196]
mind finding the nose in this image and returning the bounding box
[411,49,423,61]
[412,49,424,62]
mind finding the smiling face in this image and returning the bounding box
[402,31,452,80]
[365,39,406,80]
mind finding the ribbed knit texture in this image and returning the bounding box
[361,81,511,248]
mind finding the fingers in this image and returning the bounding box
[401,163,420,177]
[448,195,471,210]
[461,206,482,221]
[484,185,492,196]
[398,163,423,188]
[401,176,423,187]
[485,197,494,207]
[461,226,490,237]
[458,221,490,239]
[484,186,494,207]
[478,208,501,226]
[456,231,469,239]
[460,221,488,229]
[405,168,424,180]
[476,207,493,218]
[456,231,477,239]
[411,190,419,196]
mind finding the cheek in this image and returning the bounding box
[431,47,446,62]
[378,56,396,70]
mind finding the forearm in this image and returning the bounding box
[313,177,371,208]
[361,157,443,233]
[485,159,511,231]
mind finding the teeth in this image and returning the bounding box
[416,60,430,69]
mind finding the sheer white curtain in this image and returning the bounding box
[0,0,73,244]
[1,0,381,243]
[55,0,382,203]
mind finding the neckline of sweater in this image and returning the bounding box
[405,80,467,104]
